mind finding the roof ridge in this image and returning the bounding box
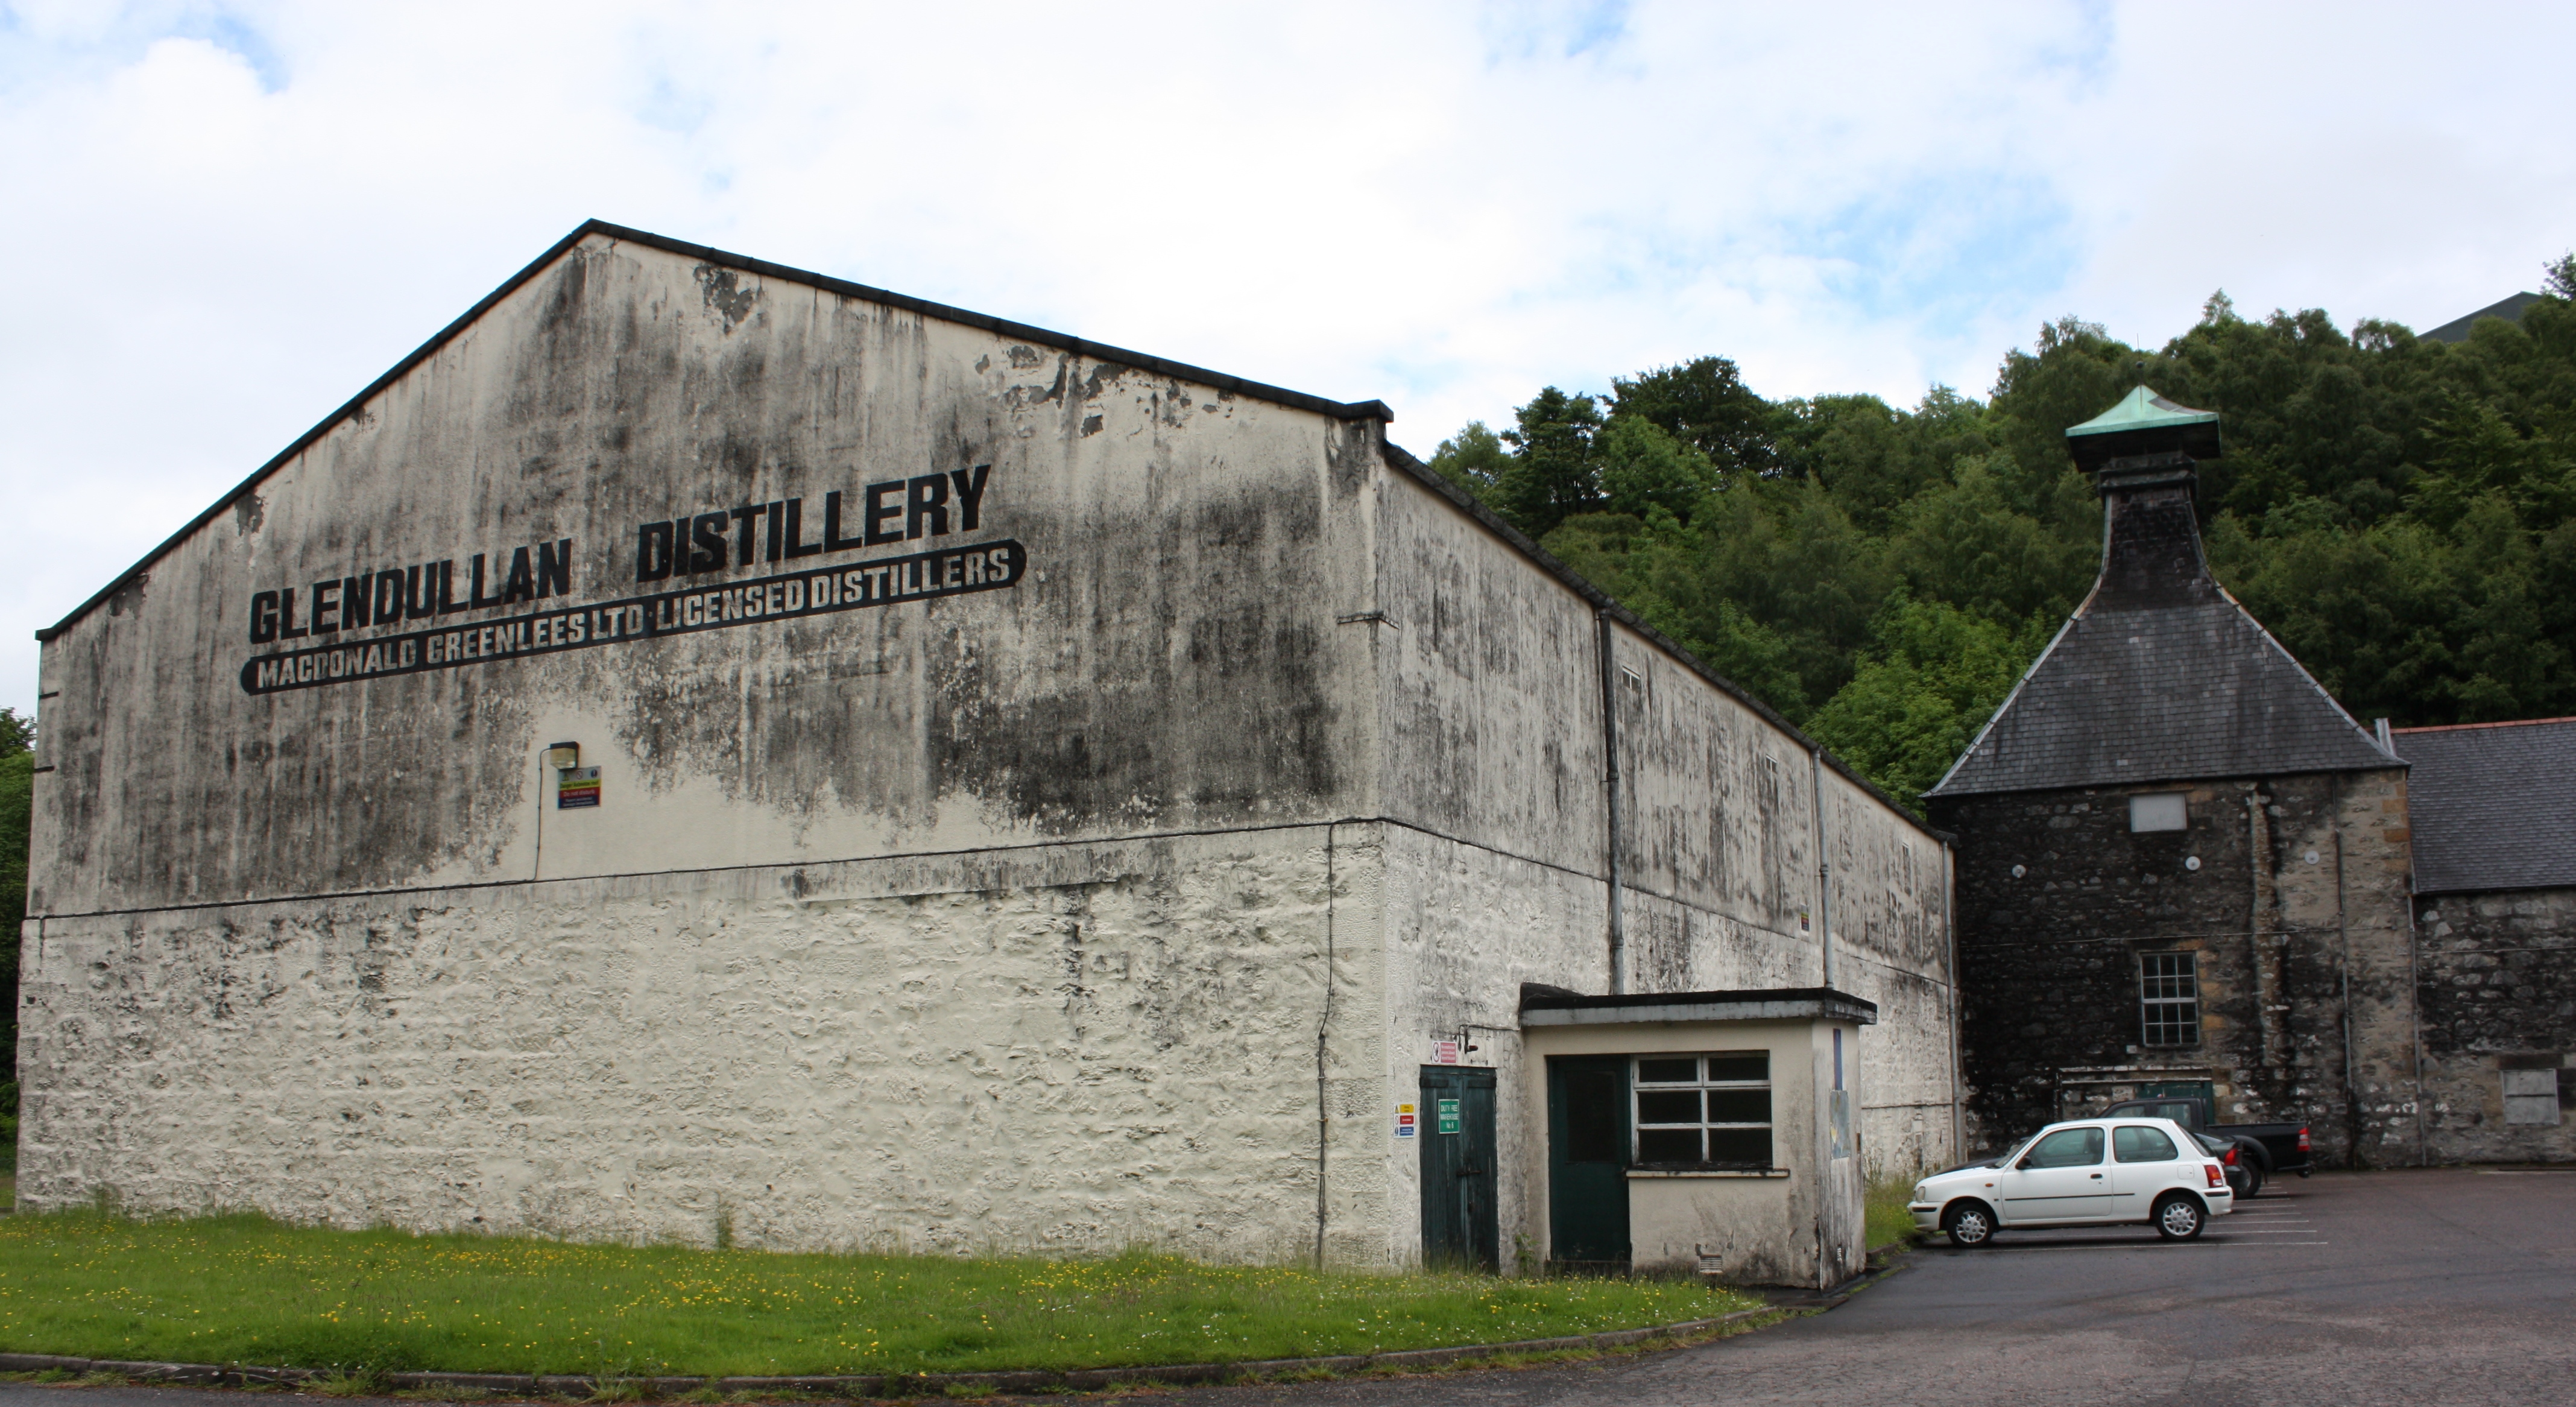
[39,218,1393,643]
[2392,715,2576,734]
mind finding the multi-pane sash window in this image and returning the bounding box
[2139,953,2200,1046]
[1632,1053,1771,1168]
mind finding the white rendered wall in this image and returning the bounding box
[20,828,1394,1263]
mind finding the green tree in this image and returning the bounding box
[1609,355,1776,475]
[1436,253,2576,805]
[1489,388,1610,538]
[1,706,31,1137]
[1802,596,2053,811]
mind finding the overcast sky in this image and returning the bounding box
[2,1,2571,713]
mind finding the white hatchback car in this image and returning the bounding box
[1910,1118,2232,1245]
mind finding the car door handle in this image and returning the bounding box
[2089,1173,2103,1179]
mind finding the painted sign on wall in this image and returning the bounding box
[236,468,1026,696]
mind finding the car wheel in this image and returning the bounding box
[2241,1166,2264,1200]
[1944,1201,1996,1248]
[2153,1194,2205,1241]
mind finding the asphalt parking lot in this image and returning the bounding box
[8,1168,2571,1407]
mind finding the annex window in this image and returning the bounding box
[2139,953,2201,1047]
[1633,1053,1771,1168]
[2130,792,2188,832]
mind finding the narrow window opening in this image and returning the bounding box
[2139,952,2201,1047]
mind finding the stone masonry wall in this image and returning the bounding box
[2413,887,2576,1163]
[19,828,1395,1264]
[1933,768,2414,1165]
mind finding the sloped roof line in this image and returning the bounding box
[38,219,1394,643]
[2205,573,2399,766]
[1925,610,2082,798]
[2394,715,2576,734]
[1927,571,2394,798]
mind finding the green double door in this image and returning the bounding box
[1546,1056,1632,1266]
[1418,1066,1500,1271]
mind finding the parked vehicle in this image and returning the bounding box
[2194,1129,2261,1200]
[2100,1096,2312,1180]
[1910,1118,2233,1246]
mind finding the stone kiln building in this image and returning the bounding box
[1929,390,2575,1165]
[19,221,1959,1286]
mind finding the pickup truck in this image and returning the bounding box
[2100,1096,2312,1187]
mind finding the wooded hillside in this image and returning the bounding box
[1428,262,2576,811]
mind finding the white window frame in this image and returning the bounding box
[1632,1052,1773,1169]
[2140,952,2201,1048]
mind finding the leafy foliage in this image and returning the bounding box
[1433,266,2576,809]
[2,706,30,1104]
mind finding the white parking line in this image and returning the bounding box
[1978,1240,2330,1250]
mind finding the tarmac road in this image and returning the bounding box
[9,1168,2572,1407]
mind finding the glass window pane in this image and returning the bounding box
[2114,1125,2179,1162]
[1635,1058,1699,1084]
[2026,1127,2104,1168]
[1636,1090,1702,1125]
[1703,1054,1768,1083]
[1636,1128,1702,1163]
[1704,1128,1770,1167]
[1705,1089,1771,1124]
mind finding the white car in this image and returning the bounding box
[1909,1118,2233,1245]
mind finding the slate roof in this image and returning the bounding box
[2393,718,2576,894]
[1928,460,2396,798]
[2420,291,2542,345]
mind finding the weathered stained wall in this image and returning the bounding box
[1934,770,2416,1165]
[19,828,1390,1257]
[1371,470,1960,1190]
[23,226,1957,1271]
[30,232,1384,918]
[2414,887,2576,1162]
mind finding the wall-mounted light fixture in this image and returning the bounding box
[543,741,581,772]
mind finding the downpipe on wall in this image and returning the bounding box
[1315,821,1337,1271]
[1811,748,1834,992]
[1596,610,1624,995]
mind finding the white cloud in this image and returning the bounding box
[2,0,2572,709]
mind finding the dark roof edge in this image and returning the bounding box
[39,218,1394,644]
[2413,879,2576,899]
[1927,572,2399,800]
[2214,574,2403,765]
[2392,715,2576,735]
[39,222,595,643]
[1520,984,1874,1011]
[1923,610,2083,800]
[1378,441,1951,843]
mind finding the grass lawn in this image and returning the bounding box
[0,1211,1752,1378]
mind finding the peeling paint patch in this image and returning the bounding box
[693,264,759,330]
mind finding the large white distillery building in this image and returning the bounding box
[19,223,1960,1288]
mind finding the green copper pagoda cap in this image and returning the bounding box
[2064,385,2221,472]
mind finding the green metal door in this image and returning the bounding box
[1418,1066,1499,1272]
[1547,1056,1632,1266]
